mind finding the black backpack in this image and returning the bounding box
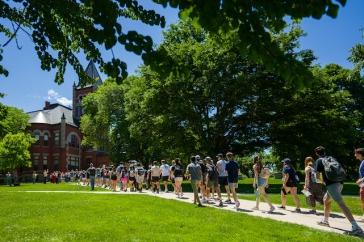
[322,156,346,182]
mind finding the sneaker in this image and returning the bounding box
[235,201,240,210]
[344,228,363,236]
[268,206,275,213]
[293,208,301,213]
[278,206,286,210]
[224,199,232,203]
[197,203,204,207]
[317,220,330,227]
[202,198,207,204]
[218,201,223,207]
[308,209,317,214]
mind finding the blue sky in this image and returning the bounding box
[0,1,363,112]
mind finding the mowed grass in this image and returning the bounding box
[0,184,361,242]
[240,193,363,216]
[0,182,107,192]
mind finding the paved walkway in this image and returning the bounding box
[24,188,364,236]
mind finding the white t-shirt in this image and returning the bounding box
[160,164,170,177]
[216,159,228,177]
[151,166,161,177]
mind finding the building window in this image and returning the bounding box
[33,131,41,145]
[54,132,60,146]
[69,134,79,148]
[43,155,48,170]
[44,133,49,146]
[53,156,59,171]
[68,156,79,170]
[33,154,40,171]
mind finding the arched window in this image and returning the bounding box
[33,131,41,145]
[68,133,79,148]
[43,133,49,146]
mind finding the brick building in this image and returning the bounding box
[27,62,110,172]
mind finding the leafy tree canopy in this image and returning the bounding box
[1,0,165,84]
[1,0,346,86]
[0,132,34,170]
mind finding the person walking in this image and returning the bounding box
[43,169,48,184]
[315,146,363,235]
[303,156,325,214]
[171,158,184,198]
[279,158,301,212]
[186,156,203,207]
[87,163,96,191]
[160,160,170,192]
[110,166,118,192]
[151,161,162,193]
[216,153,231,204]
[205,157,219,203]
[32,171,37,184]
[252,155,275,213]
[355,148,364,221]
[197,155,208,203]
[225,152,240,210]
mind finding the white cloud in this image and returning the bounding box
[46,89,72,107]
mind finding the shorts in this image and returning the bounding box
[202,173,207,185]
[360,187,364,203]
[129,177,136,182]
[152,176,160,182]
[218,176,228,186]
[286,180,298,187]
[326,182,343,203]
[305,183,325,206]
[207,180,218,188]
[257,177,267,187]
[162,176,169,182]
[228,183,238,190]
[174,177,183,182]
[121,177,128,183]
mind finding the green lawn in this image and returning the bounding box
[239,193,363,216]
[0,182,107,191]
[0,184,361,241]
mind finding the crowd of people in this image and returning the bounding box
[20,145,364,236]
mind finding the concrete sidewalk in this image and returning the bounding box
[24,188,364,236]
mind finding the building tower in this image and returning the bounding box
[72,61,102,125]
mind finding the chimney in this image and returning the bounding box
[44,101,51,109]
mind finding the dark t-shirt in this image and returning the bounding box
[315,157,341,186]
[172,164,184,178]
[225,160,239,183]
[199,162,207,174]
[283,165,297,187]
[87,167,96,176]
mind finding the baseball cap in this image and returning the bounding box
[281,158,291,164]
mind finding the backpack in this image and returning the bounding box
[322,156,346,182]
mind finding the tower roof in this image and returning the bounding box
[76,61,103,88]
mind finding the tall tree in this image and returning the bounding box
[80,80,140,162]
[270,64,362,175]
[0,105,34,170]
[122,21,314,159]
[0,132,34,170]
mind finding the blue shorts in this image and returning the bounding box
[326,182,343,203]
[257,177,267,187]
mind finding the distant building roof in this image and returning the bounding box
[28,104,77,127]
[76,61,102,89]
